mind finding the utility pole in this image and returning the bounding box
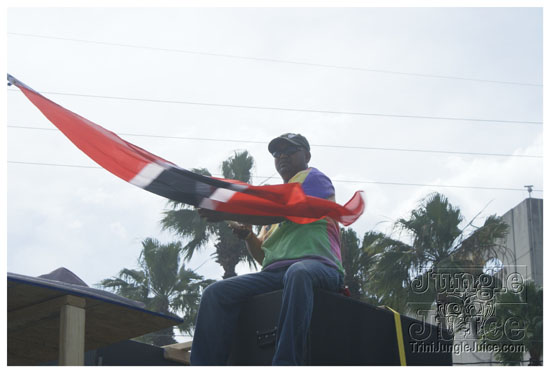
[524,185,533,199]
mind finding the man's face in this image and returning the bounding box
[273,142,311,183]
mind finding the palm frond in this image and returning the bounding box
[161,209,212,261]
[454,214,509,265]
[478,281,542,365]
[221,150,254,183]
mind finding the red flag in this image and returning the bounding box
[8,74,365,225]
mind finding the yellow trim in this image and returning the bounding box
[384,306,407,366]
[288,168,310,184]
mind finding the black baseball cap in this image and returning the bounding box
[268,133,310,154]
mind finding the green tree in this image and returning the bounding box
[340,228,362,298]
[479,281,543,365]
[361,231,411,309]
[162,151,257,279]
[364,193,509,331]
[98,237,213,346]
[340,228,386,303]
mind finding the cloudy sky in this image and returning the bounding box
[4,3,544,311]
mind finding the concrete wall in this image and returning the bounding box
[497,198,543,286]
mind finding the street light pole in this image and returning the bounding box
[524,185,533,199]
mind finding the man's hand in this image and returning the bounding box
[227,221,253,240]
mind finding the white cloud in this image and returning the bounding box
[109,222,127,240]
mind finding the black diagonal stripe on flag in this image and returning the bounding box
[8,74,365,226]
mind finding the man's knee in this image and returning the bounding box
[283,262,312,284]
[201,280,226,303]
[201,275,258,305]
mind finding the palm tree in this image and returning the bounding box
[478,281,543,365]
[221,150,254,182]
[340,228,387,303]
[162,151,258,279]
[340,228,362,298]
[362,232,414,311]
[98,237,213,346]
[364,193,509,332]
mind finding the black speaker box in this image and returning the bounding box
[228,289,453,365]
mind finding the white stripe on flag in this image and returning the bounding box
[209,188,236,202]
[129,162,166,188]
[198,188,236,210]
[198,198,217,209]
[229,183,248,192]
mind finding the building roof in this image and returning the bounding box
[8,267,184,365]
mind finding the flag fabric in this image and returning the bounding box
[7,74,365,226]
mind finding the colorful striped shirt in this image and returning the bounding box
[260,167,344,275]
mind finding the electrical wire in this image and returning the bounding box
[7,125,542,159]
[7,88,542,126]
[7,32,542,88]
[7,160,543,193]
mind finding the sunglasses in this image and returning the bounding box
[271,146,302,158]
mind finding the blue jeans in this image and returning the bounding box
[190,259,343,365]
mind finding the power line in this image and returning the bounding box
[7,32,542,88]
[330,178,543,192]
[7,89,543,126]
[7,124,543,159]
[9,161,100,169]
[7,160,543,193]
